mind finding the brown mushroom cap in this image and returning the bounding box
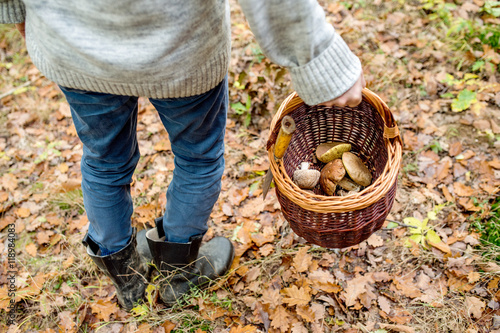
[342,152,372,187]
[320,159,345,196]
[316,142,351,163]
[293,162,320,189]
[337,176,361,191]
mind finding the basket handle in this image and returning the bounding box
[267,89,400,150]
[361,89,400,140]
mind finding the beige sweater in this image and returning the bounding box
[0,0,361,105]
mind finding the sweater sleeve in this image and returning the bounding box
[238,0,361,105]
[0,0,25,24]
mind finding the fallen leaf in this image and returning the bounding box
[367,233,384,247]
[258,244,274,256]
[58,311,77,332]
[26,243,37,257]
[229,187,249,206]
[58,162,69,173]
[282,285,311,306]
[270,306,291,332]
[344,274,375,307]
[36,230,54,245]
[291,322,308,333]
[161,320,177,333]
[296,305,315,322]
[1,173,18,192]
[467,271,481,284]
[378,296,392,314]
[229,325,257,333]
[261,288,281,309]
[293,246,312,273]
[63,255,75,269]
[393,272,422,298]
[90,299,119,322]
[153,138,171,151]
[388,309,413,325]
[250,228,275,247]
[449,141,463,157]
[379,323,415,333]
[466,296,485,319]
[244,266,261,282]
[15,207,30,218]
[453,182,475,196]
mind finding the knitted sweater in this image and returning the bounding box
[0,0,361,105]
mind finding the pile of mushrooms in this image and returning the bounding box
[292,141,372,196]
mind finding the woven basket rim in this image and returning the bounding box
[267,89,403,213]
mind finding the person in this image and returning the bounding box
[0,0,366,310]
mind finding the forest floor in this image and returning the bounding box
[0,0,499,332]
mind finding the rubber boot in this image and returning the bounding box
[146,217,234,305]
[83,228,150,310]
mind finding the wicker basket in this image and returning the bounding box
[266,88,403,248]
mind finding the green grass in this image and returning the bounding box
[471,196,500,261]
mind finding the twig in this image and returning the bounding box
[385,219,418,229]
[0,81,32,100]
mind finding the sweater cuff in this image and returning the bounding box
[0,0,25,24]
[290,33,362,106]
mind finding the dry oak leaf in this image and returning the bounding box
[453,182,475,196]
[250,226,275,247]
[1,173,18,192]
[18,272,54,300]
[392,272,422,299]
[244,266,261,282]
[309,270,342,293]
[236,220,258,245]
[229,325,257,333]
[261,288,282,309]
[466,296,486,319]
[367,233,384,247]
[162,321,177,333]
[15,207,30,218]
[90,299,119,322]
[282,285,311,306]
[259,243,274,256]
[378,296,393,315]
[153,138,171,152]
[293,246,312,273]
[296,304,315,322]
[379,323,415,333]
[291,322,308,333]
[25,243,37,257]
[270,305,291,332]
[388,309,413,325]
[36,230,55,245]
[310,302,326,321]
[343,273,375,307]
[58,311,77,332]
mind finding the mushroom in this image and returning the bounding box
[342,152,372,187]
[316,142,351,163]
[293,162,320,189]
[337,176,361,191]
[320,159,345,196]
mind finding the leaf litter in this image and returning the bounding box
[1,0,500,332]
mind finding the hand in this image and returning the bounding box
[15,22,25,39]
[319,73,366,108]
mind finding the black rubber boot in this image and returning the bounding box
[83,228,150,311]
[146,217,234,305]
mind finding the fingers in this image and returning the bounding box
[319,73,366,108]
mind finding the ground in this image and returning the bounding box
[0,0,499,332]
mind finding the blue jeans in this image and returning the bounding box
[60,77,228,255]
